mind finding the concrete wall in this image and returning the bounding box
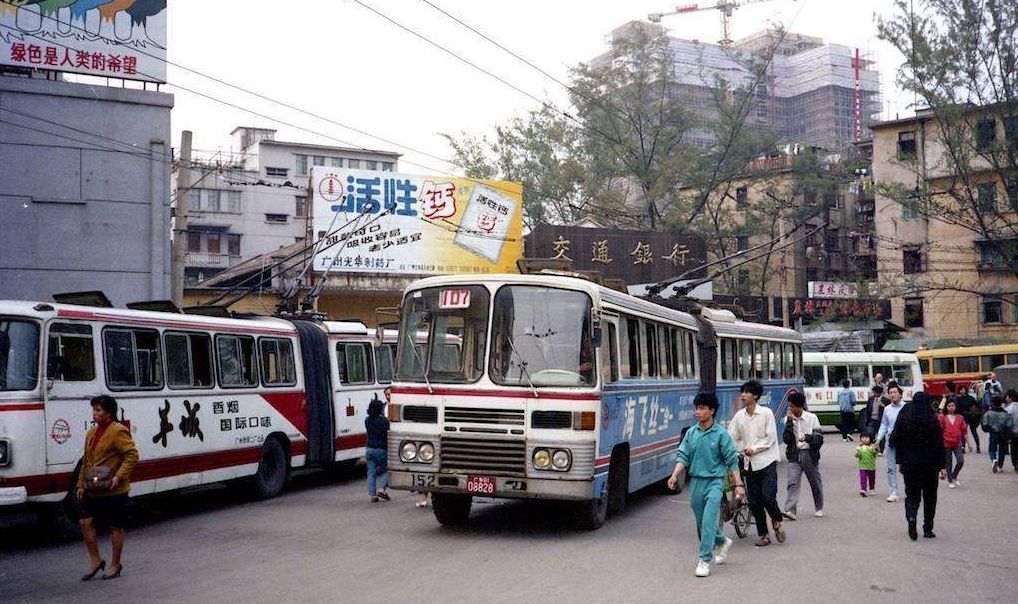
[0,76,173,305]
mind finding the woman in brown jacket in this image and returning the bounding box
[76,395,139,580]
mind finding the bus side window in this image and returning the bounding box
[668,328,681,378]
[625,318,641,378]
[803,364,825,387]
[687,331,697,378]
[768,342,779,379]
[603,323,619,383]
[259,338,297,387]
[104,327,162,390]
[784,343,796,379]
[919,358,930,374]
[216,334,257,388]
[338,343,373,385]
[165,333,214,389]
[720,338,734,380]
[644,322,658,377]
[755,341,767,380]
[375,344,395,385]
[47,323,95,381]
[738,339,752,380]
[657,325,670,379]
[891,364,913,387]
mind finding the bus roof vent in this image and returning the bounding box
[700,307,737,323]
[52,291,113,308]
[126,300,181,313]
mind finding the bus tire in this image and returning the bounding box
[38,501,82,540]
[432,493,472,526]
[607,449,628,516]
[252,437,290,500]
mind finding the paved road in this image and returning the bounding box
[2,438,1015,604]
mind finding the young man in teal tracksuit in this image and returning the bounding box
[668,392,744,578]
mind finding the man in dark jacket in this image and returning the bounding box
[890,392,947,540]
[782,392,824,520]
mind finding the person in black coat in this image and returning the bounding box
[889,392,947,540]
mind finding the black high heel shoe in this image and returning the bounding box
[81,560,106,581]
[101,564,123,580]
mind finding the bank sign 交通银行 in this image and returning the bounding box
[310,168,523,275]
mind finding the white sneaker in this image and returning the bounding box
[953,481,961,487]
[948,482,956,489]
[782,510,797,521]
[713,537,733,564]
[868,489,876,495]
[886,493,898,503]
[695,560,711,577]
[814,509,825,517]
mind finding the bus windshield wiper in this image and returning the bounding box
[505,334,538,398]
[405,331,433,394]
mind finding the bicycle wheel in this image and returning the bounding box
[734,503,752,538]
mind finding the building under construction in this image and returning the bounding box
[600,22,881,153]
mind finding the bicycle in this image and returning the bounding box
[719,473,752,538]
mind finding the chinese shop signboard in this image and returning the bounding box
[310,167,523,275]
[1,1,167,83]
[525,224,707,284]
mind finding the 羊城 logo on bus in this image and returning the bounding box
[439,289,471,309]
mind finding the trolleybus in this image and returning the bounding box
[385,274,803,529]
[802,352,923,425]
[0,301,394,518]
[916,344,1018,395]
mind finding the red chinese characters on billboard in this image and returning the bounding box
[789,297,891,323]
[7,43,138,76]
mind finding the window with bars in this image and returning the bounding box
[903,248,924,274]
[975,119,996,151]
[897,131,917,159]
[982,296,1004,324]
[295,154,308,175]
[978,183,997,212]
[904,298,924,328]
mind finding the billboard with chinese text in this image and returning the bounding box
[310,167,523,275]
[1,1,167,83]
[525,224,706,284]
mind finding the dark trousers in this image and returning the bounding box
[988,433,1007,467]
[840,411,856,439]
[965,416,981,451]
[744,461,782,537]
[945,445,964,482]
[902,467,939,531]
[1011,436,1018,471]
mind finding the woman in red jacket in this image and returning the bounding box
[938,400,972,489]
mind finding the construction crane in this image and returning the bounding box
[648,0,791,48]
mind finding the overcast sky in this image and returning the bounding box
[167,0,913,173]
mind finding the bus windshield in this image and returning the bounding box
[396,286,489,383]
[0,319,40,391]
[489,286,595,387]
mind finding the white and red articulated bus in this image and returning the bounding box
[0,300,396,518]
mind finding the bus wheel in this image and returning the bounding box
[607,450,628,516]
[252,437,289,499]
[432,493,472,526]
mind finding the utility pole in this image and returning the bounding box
[171,130,193,307]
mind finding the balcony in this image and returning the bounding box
[185,252,242,268]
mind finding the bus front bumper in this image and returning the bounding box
[389,470,594,501]
[0,486,28,506]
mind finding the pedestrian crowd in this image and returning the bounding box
[670,372,1018,578]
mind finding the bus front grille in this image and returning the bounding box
[439,437,526,474]
[444,407,525,426]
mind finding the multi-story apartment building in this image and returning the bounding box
[174,126,399,288]
[872,107,1018,342]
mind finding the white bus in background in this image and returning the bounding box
[802,352,923,426]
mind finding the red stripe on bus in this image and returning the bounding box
[336,433,367,450]
[0,403,44,412]
[55,308,296,336]
[260,392,308,436]
[391,386,600,401]
[594,436,683,467]
[10,440,311,497]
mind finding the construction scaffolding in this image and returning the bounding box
[605,22,882,152]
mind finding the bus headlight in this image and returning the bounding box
[551,449,572,471]
[0,438,9,466]
[400,441,418,462]
[533,448,551,470]
[417,442,435,463]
